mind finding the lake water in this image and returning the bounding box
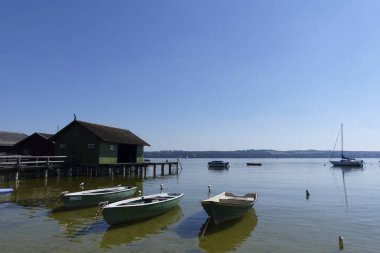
[1,158,379,253]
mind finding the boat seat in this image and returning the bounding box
[219,198,252,204]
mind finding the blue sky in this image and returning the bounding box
[1,0,380,151]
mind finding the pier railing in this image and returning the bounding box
[0,156,180,180]
[0,155,67,171]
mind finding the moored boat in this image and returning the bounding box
[330,124,363,167]
[101,192,184,225]
[246,163,262,166]
[208,161,229,169]
[60,186,137,208]
[201,192,257,224]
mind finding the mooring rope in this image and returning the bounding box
[85,201,108,232]
[200,217,211,237]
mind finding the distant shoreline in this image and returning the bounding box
[144,149,380,159]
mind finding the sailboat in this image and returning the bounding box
[330,124,363,167]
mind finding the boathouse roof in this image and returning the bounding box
[0,131,28,146]
[52,120,150,146]
[38,133,53,139]
[15,132,54,146]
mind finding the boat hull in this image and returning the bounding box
[102,193,183,225]
[0,188,13,193]
[201,201,254,224]
[330,160,363,167]
[208,161,229,169]
[246,163,262,166]
[61,186,137,208]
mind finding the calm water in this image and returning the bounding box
[1,158,380,253]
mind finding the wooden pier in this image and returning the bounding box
[0,156,182,180]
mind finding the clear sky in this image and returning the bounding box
[1,0,380,151]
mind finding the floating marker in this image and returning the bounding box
[339,235,344,250]
[160,184,163,193]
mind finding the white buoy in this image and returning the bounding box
[80,182,84,187]
[138,190,142,196]
[339,235,344,250]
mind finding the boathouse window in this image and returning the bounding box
[88,144,95,149]
[110,145,115,151]
[59,144,66,149]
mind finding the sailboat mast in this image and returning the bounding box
[341,123,344,159]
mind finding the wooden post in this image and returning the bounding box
[169,163,172,175]
[153,164,156,177]
[161,164,164,176]
[143,166,147,179]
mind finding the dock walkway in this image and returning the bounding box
[0,156,181,180]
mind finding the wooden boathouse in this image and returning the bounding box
[51,119,150,166]
[15,132,55,156]
[0,120,181,180]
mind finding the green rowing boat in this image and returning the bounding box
[60,186,137,208]
[201,192,258,224]
[101,192,184,225]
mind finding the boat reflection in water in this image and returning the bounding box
[331,166,364,208]
[100,206,183,248]
[199,208,258,253]
[49,206,100,237]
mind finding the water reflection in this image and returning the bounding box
[6,177,142,209]
[100,206,183,248]
[49,206,100,236]
[331,166,364,208]
[0,192,12,202]
[199,208,258,253]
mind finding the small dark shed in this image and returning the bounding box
[0,131,28,154]
[51,120,150,166]
[15,132,55,156]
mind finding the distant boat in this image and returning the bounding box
[60,186,137,208]
[246,163,262,166]
[201,192,258,224]
[101,192,183,225]
[330,124,363,167]
[208,161,229,169]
